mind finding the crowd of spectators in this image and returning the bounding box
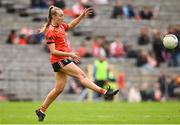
[111,0,156,20]
[2,0,155,21]
[73,23,180,68]
[77,35,126,58]
[111,0,135,19]
[30,0,156,20]
[6,28,44,45]
[128,73,180,102]
[30,0,96,19]
[136,24,180,67]
[6,23,180,69]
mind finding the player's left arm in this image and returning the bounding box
[68,8,93,29]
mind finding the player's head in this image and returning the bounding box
[48,6,64,25]
[39,6,64,33]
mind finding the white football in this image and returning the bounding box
[163,34,178,49]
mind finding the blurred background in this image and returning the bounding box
[0,0,179,103]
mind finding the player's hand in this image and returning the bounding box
[81,8,94,17]
[69,52,80,62]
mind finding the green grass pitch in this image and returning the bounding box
[0,101,180,124]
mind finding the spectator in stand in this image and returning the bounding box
[168,75,178,97]
[175,75,180,86]
[158,73,180,100]
[64,0,95,18]
[168,24,180,67]
[157,72,180,99]
[28,32,44,44]
[6,29,17,44]
[92,36,107,57]
[72,0,95,18]
[153,83,162,101]
[174,75,180,97]
[20,27,33,37]
[74,0,83,16]
[137,26,150,45]
[54,0,66,9]
[0,89,6,102]
[102,39,110,57]
[110,35,124,57]
[122,0,135,19]
[152,29,165,66]
[136,49,148,67]
[174,24,180,66]
[139,6,154,20]
[158,72,167,98]
[140,82,154,101]
[146,51,157,68]
[136,50,157,70]
[92,37,100,57]
[128,84,141,102]
[18,34,27,46]
[76,41,92,58]
[27,28,45,44]
[111,0,123,19]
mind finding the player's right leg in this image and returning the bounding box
[35,71,67,122]
[61,62,119,98]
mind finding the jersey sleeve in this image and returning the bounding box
[46,30,56,44]
[61,23,69,31]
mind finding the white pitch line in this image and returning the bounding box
[1,124,180,125]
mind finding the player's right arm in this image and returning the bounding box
[48,43,79,59]
[46,29,80,60]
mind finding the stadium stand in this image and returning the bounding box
[0,0,179,101]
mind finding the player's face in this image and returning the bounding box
[54,9,64,24]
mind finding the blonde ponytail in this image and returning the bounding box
[39,6,55,33]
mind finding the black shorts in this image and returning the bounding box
[52,59,72,72]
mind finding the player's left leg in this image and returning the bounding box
[36,71,68,122]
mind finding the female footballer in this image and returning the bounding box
[35,6,119,122]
